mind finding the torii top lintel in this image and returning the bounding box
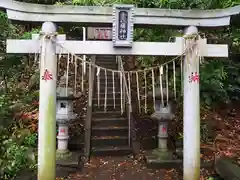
[0,0,239,27]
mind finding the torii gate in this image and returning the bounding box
[0,1,236,180]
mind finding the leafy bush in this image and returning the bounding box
[0,133,37,180]
[200,60,228,106]
[0,92,37,179]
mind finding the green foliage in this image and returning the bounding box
[0,94,14,128]
[0,16,40,177]
[200,60,228,106]
[224,60,240,101]
[208,177,215,180]
[23,133,38,147]
[0,92,37,179]
[16,0,58,4]
[0,133,37,180]
[62,0,240,8]
[200,121,210,143]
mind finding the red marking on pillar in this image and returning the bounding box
[60,128,65,133]
[42,69,53,81]
[189,72,199,83]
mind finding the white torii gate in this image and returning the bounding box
[7,21,228,180]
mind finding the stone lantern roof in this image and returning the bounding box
[56,72,79,100]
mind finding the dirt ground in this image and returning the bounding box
[67,156,181,180]
[63,103,240,180]
[65,156,216,180]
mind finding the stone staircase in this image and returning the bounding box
[91,55,132,156]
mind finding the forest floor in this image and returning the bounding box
[61,103,240,180]
[67,156,181,180]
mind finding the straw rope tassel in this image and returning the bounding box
[120,71,123,114]
[57,48,63,78]
[71,54,74,63]
[152,69,156,111]
[144,70,147,113]
[112,71,116,109]
[96,68,100,107]
[166,64,169,105]
[159,66,164,106]
[173,60,176,100]
[199,36,204,64]
[196,35,203,64]
[104,69,107,112]
[81,56,85,92]
[136,72,141,113]
[88,63,92,105]
[181,37,185,95]
[34,53,38,67]
[185,39,191,71]
[66,53,70,96]
[128,72,132,112]
[38,35,43,70]
[123,72,126,112]
[40,38,47,78]
[74,55,77,96]
[180,53,183,95]
[197,40,201,80]
[83,55,86,75]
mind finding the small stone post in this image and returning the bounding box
[183,26,200,180]
[38,22,57,180]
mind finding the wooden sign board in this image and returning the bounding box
[112,4,134,48]
[87,27,112,40]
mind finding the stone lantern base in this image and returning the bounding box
[56,149,72,160]
[152,148,173,160]
[144,149,182,168]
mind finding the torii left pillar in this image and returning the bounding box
[6,21,65,179]
[38,22,57,180]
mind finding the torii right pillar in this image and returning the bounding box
[183,27,228,179]
[183,26,201,180]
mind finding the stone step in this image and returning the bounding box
[92,92,122,99]
[94,81,121,89]
[96,58,117,62]
[96,62,118,66]
[92,97,122,105]
[97,72,120,76]
[92,111,125,118]
[91,126,128,137]
[91,136,128,147]
[97,76,121,82]
[93,86,121,93]
[95,59,118,69]
[95,62,117,68]
[92,103,122,111]
[91,145,131,156]
[95,73,120,78]
[92,117,128,127]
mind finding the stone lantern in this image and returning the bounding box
[150,101,174,159]
[56,75,77,159]
[145,87,179,167]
